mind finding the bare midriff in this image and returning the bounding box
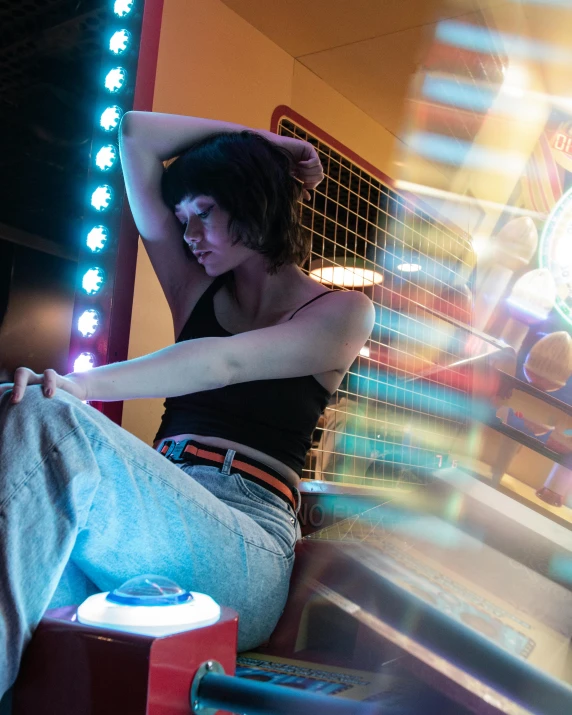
[153,432,301,488]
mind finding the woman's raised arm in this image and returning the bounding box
[118,112,263,318]
[118,112,324,320]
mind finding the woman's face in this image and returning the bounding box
[174,195,253,275]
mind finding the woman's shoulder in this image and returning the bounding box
[292,277,375,328]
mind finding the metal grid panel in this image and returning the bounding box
[278,118,476,486]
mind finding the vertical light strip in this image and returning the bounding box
[67,0,145,392]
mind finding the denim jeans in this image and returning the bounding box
[0,385,300,699]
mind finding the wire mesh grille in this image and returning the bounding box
[278,117,476,486]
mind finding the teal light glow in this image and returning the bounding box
[114,0,134,17]
[104,67,127,93]
[95,145,118,171]
[82,267,105,295]
[100,106,123,132]
[109,29,131,55]
[91,185,113,211]
[86,226,109,252]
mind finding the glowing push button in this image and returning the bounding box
[77,574,221,636]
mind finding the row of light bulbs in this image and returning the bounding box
[73,0,137,373]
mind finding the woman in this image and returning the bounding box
[0,111,375,697]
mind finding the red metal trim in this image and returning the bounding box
[101,0,165,426]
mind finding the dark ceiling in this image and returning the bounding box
[0,0,108,251]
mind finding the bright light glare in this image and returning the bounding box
[104,67,127,93]
[359,346,370,357]
[78,309,100,337]
[74,353,96,372]
[422,74,540,118]
[407,132,525,174]
[423,76,495,113]
[86,226,109,252]
[95,145,118,171]
[502,64,529,93]
[394,180,546,220]
[397,263,422,273]
[109,29,131,55]
[114,0,134,17]
[100,106,123,131]
[82,268,105,295]
[91,185,113,211]
[310,265,383,288]
[436,20,572,65]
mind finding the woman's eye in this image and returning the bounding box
[197,207,212,220]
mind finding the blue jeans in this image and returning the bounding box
[0,386,300,699]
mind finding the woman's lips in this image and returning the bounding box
[196,251,211,264]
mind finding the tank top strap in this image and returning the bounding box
[288,289,341,321]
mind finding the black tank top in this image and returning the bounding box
[154,273,338,476]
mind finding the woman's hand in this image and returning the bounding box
[275,135,324,200]
[0,368,89,404]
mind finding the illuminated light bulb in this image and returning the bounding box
[86,226,109,252]
[77,575,221,637]
[310,266,383,288]
[91,185,113,211]
[114,0,134,17]
[100,105,123,132]
[78,309,100,337]
[82,267,105,295]
[95,145,118,171]
[74,352,96,372]
[109,29,131,55]
[501,269,557,351]
[104,67,127,94]
[397,263,422,273]
[523,331,572,391]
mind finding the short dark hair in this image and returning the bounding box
[161,131,310,274]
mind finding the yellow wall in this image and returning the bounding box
[122,0,400,443]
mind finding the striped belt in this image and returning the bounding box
[154,438,297,510]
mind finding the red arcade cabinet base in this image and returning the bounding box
[12,605,238,715]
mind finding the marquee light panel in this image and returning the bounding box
[74,353,96,372]
[78,309,101,338]
[104,67,127,93]
[86,225,109,252]
[114,0,134,18]
[82,267,105,295]
[100,106,123,132]
[91,185,113,211]
[95,145,118,171]
[109,29,131,55]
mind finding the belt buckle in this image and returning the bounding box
[162,439,189,463]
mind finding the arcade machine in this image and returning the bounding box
[258,203,572,713]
